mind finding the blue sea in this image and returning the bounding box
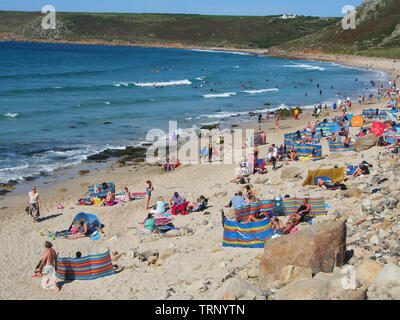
[0,42,388,182]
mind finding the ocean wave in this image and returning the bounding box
[283,63,325,71]
[243,88,279,94]
[203,92,237,98]
[113,82,129,87]
[4,113,19,118]
[133,79,192,87]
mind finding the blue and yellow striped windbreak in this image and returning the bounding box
[329,139,355,152]
[233,200,274,222]
[56,251,115,281]
[233,197,327,222]
[315,122,332,136]
[282,197,327,216]
[362,109,388,119]
[383,132,400,144]
[293,143,322,160]
[222,217,274,248]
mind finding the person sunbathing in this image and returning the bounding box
[352,161,372,176]
[187,195,208,212]
[343,136,351,148]
[285,198,311,226]
[271,216,296,236]
[99,192,115,207]
[386,139,400,154]
[231,163,250,183]
[288,147,298,161]
[68,220,90,240]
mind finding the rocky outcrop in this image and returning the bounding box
[258,220,347,288]
[354,133,378,152]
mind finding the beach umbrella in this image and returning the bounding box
[350,116,364,127]
[370,122,386,137]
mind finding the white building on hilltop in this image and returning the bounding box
[280,14,297,19]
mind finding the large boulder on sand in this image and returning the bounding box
[258,220,347,288]
[354,133,378,152]
[280,167,303,179]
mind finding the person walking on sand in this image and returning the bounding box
[144,180,154,210]
[27,186,41,223]
[294,108,299,120]
[275,113,280,132]
[35,241,59,291]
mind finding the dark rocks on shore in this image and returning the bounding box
[249,112,257,117]
[200,124,218,130]
[274,108,303,119]
[0,183,15,190]
[0,189,12,195]
[87,154,110,161]
[78,170,90,176]
[86,146,147,163]
[23,176,38,182]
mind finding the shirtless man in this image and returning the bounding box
[36,241,59,291]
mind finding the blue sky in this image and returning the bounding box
[1,0,364,16]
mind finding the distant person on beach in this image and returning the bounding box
[35,241,59,291]
[294,108,299,120]
[144,180,154,210]
[275,114,280,132]
[27,186,41,224]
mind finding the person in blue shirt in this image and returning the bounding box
[229,192,247,208]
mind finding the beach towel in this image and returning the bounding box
[302,168,344,186]
[222,217,274,248]
[55,251,114,281]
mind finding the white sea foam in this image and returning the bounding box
[4,113,18,118]
[104,101,110,105]
[203,92,237,98]
[283,63,325,71]
[133,79,192,87]
[113,82,129,87]
[243,88,279,94]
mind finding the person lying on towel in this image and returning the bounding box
[317,178,347,190]
[344,161,372,177]
[187,195,208,212]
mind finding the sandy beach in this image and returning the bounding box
[1,53,399,300]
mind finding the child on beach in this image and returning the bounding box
[144,180,154,210]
